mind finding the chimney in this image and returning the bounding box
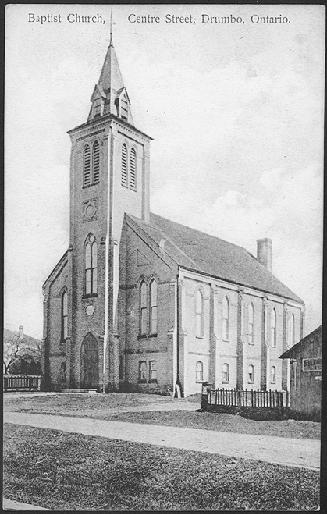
[19,325,24,340]
[257,238,272,272]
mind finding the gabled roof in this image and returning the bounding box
[280,325,322,359]
[127,212,303,304]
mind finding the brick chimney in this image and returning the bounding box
[257,238,272,272]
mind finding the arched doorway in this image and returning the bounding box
[81,333,99,389]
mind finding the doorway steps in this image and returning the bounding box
[60,388,98,394]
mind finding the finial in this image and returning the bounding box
[109,9,113,46]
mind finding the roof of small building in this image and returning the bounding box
[280,325,322,359]
[127,212,303,304]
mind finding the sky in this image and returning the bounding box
[5,4,324,339]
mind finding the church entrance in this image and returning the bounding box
[81,333,99,389]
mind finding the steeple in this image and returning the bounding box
[87,22,133,124]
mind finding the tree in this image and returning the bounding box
[3,327,41,375]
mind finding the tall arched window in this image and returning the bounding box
[92,140,100,184]
[85,234,97,295]
[248,364,254,384]
[195,290,204,338]
[287,313,295,348]
[248,302,254,344]
[270,308,276,348]
[195,361,203,382]
[83,144,91,187]
[129,148,137,190]
[150,279,158,334]
[271,365,276,384]
[140,281,148,335]
[61,290,68,341]
[121,143,127,187]
[222,363,229,383]
[222,296,230,340]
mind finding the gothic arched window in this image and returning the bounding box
[140,281,148,335]
[150,279,158,334]
[248,364,254,384]
[83,144,91,187]
[248,302,254,344]
[195,361,204,382]
[85,234,97,295]
[270,308,276,348]
[287,313,295,348]
[222,363,229,383]
[222,296,230,340]
[92,140,100,184]
[129,148,137,190]
[195,290,204,338]
[271,365,276,384]
[121,143,127,187]
[61,290,68,341]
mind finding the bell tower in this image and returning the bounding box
[66,31,152,391]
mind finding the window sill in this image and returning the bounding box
[222,338,230,343]
[137,333,158,340]
[222,381,230,385]
[248,382,254,385]
[248,342,254,346]
[82,294,98,300]
[195,336,204,340]
[82,183,99,189]
[196,380,204,384]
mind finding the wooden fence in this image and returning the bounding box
[202,384,289,409]
[3,375,42,392]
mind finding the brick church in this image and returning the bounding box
[42,35,305,396]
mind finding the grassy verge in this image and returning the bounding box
[4,424,319,511]
[105,410,321,440]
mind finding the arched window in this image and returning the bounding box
[248,364,254,384]
[121,143,127,187]
[287,313,295,348]
[140,281,148,335]
[195,361,203,382]
[222,296,230,340]
[83,144,91,187]
[85,234,97,295]
[270,308,276,347]
[222,363,229,383]
[271,365,276,384]
[129,148,137,190]
[61,290,68,340]
[150,279,158,334]
[195,290,204,338]
[92,140,100,184]
[248,302,254,344]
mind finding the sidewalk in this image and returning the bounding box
[3,498,47,510]
[4,411,320,471]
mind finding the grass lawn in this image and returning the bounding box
[4,424,320,511]
[4,393,320,440]
[106,410,321,440]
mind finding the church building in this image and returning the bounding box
[42,35,305,396]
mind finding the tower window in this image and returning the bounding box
[248,302,254,344]
[121,143,128,187]
[61,290,68,341]
[222,363,230,383]
[83,144,91,187]
[195,290,204,338]
[248,364,254,384]
[222,296,230,340]
[129,148,137,190]
[85,234,97,296]
[195,361,204,383]
[92,140,100,184]
[150,279,158,334]
[140,281,148,335]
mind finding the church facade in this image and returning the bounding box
[42,37,305,396]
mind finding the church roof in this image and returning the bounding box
[128,212,303,304]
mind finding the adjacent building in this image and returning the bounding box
[280,325,322,420]
[42,35,305,396]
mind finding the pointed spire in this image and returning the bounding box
[87,24,133,124]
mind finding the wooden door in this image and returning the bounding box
[81,333,98,389]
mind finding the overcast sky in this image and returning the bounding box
[5,4,324,338]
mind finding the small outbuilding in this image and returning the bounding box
[280,325,322,420]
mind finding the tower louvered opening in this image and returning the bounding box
[129,148,137,190]
[93,140,100,184]
[83,144,91,187]
[121,143,127,187]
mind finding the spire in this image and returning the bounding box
[87,21,133,124]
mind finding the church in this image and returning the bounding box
[42,34,305,396]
